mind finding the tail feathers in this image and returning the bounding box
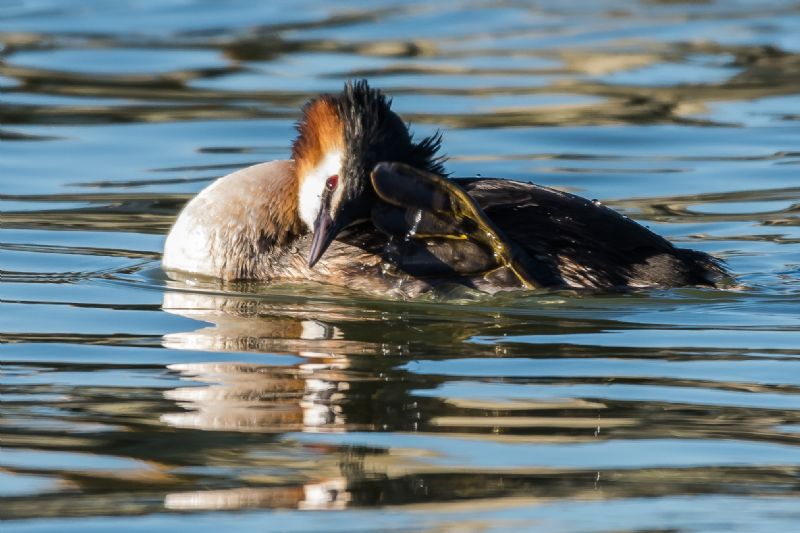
[677,248,730,287]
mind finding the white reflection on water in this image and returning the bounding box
[165,478,350,511]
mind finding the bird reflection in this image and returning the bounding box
[160,289,386,435]
[157,288,610,512]
[157,288,798,513]
[161,359,350,433]
[164,479,351,512]
[159,289,407,511]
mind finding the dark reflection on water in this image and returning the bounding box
[2,0,800,531]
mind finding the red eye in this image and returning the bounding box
[326,175,338,191]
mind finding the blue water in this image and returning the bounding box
[2,1,800,531]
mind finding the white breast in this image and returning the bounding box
[162,160,294,278]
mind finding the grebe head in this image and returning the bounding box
[292,80,445,268]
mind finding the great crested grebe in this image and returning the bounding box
[163,80,727,295]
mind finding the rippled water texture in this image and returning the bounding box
[2,1,800,531]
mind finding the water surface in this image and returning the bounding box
[2,1,800,531]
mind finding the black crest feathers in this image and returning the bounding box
[337,79,447,176]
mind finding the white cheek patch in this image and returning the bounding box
[298,150,342,231]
